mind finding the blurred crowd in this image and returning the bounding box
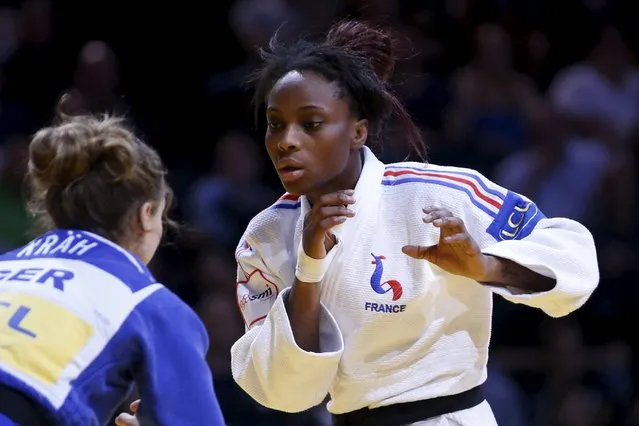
[1,0,639,425]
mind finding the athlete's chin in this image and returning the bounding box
[279,178,313,196]
[280,182,306,196]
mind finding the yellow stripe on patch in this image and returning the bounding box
[0,291,94,385]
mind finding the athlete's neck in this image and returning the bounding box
[306,149,363,206]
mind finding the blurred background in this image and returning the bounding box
[1,0,638,424]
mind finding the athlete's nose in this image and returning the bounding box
[277,126,302,152]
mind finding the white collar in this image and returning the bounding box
[299,146,386,241]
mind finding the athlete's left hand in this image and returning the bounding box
[402,207,497,282]
[115,400,140,426]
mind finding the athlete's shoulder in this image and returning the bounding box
[268,192,303,212]
[382,161,508,218]
[383,161,504,192]
[242,192,300,243]
[0,230,157,291]
[135,284,199,322]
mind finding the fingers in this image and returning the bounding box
[441,232,477,255]
[114,400,140,426]
[420,206,479,255]
[422,207,453,223]
[316,205,355,228]
[318,215,348,228]
[401,244,436,260]
[310,190,357,230]
[318,205,356,218]
[115,413,139,426]
[422,207,465,233]
[303,190,357,258]
[317,190,356,207]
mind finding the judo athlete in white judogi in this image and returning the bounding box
[231,20,599,426]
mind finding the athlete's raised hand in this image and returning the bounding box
[302,190,356,259]
[402,207,496,282]
[115,400,139,426]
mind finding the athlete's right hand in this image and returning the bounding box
[302,189,356,259]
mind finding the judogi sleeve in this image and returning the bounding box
[230,238,344,412]
[453,169,600,318]
[133,288,226,425]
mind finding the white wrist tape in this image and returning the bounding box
[295,238,340,283]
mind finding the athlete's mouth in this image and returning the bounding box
[277,165,305,183]
[279,166,302,172]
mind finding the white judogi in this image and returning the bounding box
[231,147,599,422]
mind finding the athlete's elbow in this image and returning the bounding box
[542,284,598,318]
[550,239,599,318]
[231,358,326,412]
[232,371,323,413]
[542,301,578,318]
[543,299,585,318]
[258,393,326,413]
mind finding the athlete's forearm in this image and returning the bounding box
[285,280,321,352]
[479,255,556,293]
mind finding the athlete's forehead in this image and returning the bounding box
[266,70,344,114]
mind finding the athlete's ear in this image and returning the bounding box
[351,119,368,150]
[137,202,155,233]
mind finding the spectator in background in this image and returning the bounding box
[63,40,129,117]
[207,0,303,97]
[1,0,58,124]
[446,23,542,172]
[522,30,553,91]
[390,24,451,164]
[0,135,32,251]
[0,8,19,64]
[0,67,35,145]
[492,100,610,228]
[483,364,527,426]
[186,131,277,249]
[549,385,612,426]
[549,22,639,273]
[549,23,639,150]
[533,319,631,426]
